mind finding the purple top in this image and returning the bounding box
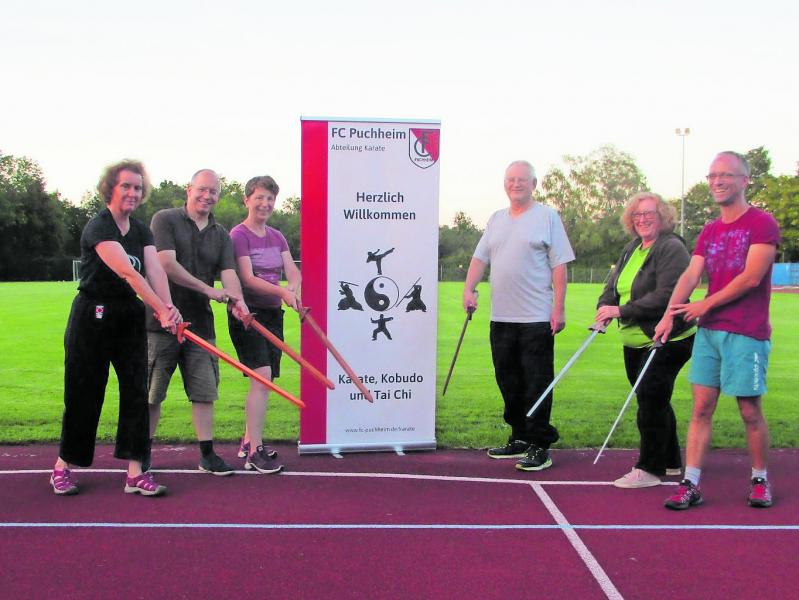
[693,206,780,340]
[230,223,289,309]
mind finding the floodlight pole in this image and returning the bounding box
[675,128,690,237]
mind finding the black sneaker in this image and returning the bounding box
[515,446,552,471]
[236,438,250,459]
[198,453,235,476]
[487,439,531,459]
[238,438,278,460]
[245,445,284,474]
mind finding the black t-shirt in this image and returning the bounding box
[146,207,235,338]
[78,208,154,300]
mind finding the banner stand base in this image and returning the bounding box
[297,440,437,456]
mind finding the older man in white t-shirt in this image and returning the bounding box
[464,160,574,471]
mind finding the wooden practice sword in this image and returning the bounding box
[177,323,304,408]
[241,313,335,390]
[442,306,474,396]
[299,308,374,403]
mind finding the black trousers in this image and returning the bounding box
[59,292,150,467]
[490,321,560,449]
[622,335,694,476]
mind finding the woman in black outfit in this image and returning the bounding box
[51,160,181,496]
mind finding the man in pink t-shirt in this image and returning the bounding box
[654,151,780,511]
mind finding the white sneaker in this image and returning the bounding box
[613,468,661,489]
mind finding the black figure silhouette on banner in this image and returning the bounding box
[337,281,364,311]
[404,284,427,313]
[370,314,393,341]
[366,247,395,275]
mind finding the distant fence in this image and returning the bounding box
[773,263,799,286]
[567,266,614,284]
[0,256,76,281]
[437,264,614,283]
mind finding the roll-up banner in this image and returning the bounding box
[299,117,441,455]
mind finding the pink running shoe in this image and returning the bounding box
[50,468,79,496]
[124,472,167,497]
[664,479,703,510]
[748,477,773,508]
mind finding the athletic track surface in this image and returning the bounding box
[2,444,797,599]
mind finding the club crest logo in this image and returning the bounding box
[409,128,440,169]
[337,247,426,341]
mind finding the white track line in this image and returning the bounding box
[531,482,624,600]
[5,469,793,533]
[0,468,676,486]
[0,522,796,531]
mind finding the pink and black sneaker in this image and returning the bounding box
[748,477,773,508]
[664,479,703,510]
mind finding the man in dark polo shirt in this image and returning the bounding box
[146,169,249,475]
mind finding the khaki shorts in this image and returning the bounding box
[147,331,219,404]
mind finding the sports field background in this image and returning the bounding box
[0,281,796,448]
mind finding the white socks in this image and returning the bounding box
[684,466,701,486]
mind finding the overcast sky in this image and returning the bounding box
[1,0,796,226]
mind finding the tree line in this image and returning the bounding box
[439,145,799,281]
[1,146,796,282]
[0,156,300,281]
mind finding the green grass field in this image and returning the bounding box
[1,281,797,449]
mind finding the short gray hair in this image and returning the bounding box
[506,160,537,181]
[715,151,750,177]
[189,169,222,193]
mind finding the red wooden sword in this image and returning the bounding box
[299,308,374,403]
[177,323,304,409]
[241,313,335,390]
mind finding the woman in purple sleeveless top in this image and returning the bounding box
[228,176,301,474]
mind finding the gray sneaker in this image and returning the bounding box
[613,468,661,488]
[245,445,284,474]
[198,453,235,476]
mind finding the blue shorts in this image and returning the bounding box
[688,328,770,397]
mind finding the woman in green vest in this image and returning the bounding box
[595,192,696,488]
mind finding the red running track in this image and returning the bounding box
[1,444,797,599]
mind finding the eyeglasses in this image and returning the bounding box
[632,211,657,222]
[706,172,746,182]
